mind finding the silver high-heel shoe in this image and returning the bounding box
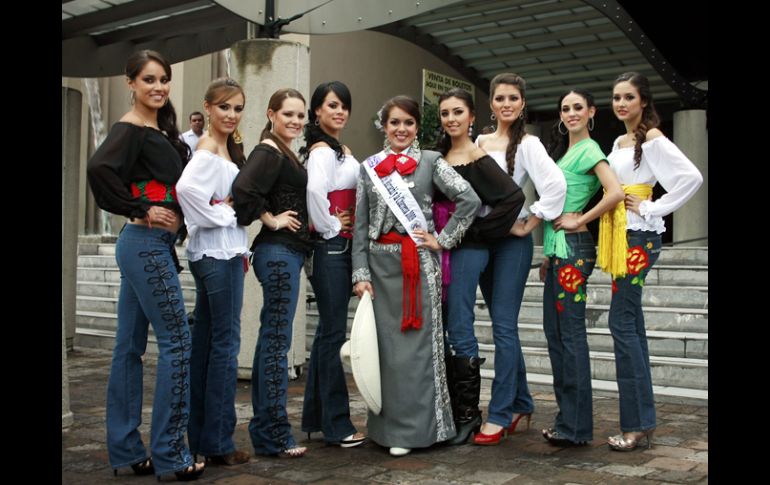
[608,429,654,451]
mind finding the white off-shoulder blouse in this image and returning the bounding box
[306,146,360,240]
[479,135,567,221]
[176,149,249,262]
[607,135,703,234]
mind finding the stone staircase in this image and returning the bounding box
[305,246,708,405]
[75,240,707,405]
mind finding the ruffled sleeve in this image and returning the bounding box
[86,122,149,219]
[176,150,237,229]
[232,145,283,227]
[638,136,703,220]
[519,137,566,221]
[306,147,342,239]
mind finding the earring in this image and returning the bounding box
[207,115,211,136]
[558,121,567,135]
[519,110,525,120]
[269,120,275,135]
[382,136,391,152]
[468,124,473,137]
[233,128,243,144]
[588,117,595,132]
[129,91,135,105]
[490,113,496,121]
[314,118,320,126]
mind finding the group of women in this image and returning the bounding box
[87,48,703,479]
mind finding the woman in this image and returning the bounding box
[352,95,481,456]
[473,73,568,445]
[232,88,310,458]
[86,49,205,481]
[540,89,624,447]
[299,81,366,448]
[603,72,702,451]
[434,88,526,446]
[176,78,250,466]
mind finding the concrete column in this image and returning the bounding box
[62,86,81,428]
[63,87,82,350]
[230,39,310,379]
[672,110,708,245]
[524,123,545,245]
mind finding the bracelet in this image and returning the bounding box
[271,215,281,231]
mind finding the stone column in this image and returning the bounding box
[62,86,82,428]
[673,110,708,245]
[63,87,82,350]
[230,39,310,379]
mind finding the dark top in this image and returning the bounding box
[87,122,184,218]
[232,144,312,253]
[451,154,525,249]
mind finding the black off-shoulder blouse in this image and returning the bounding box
[86,122,184,219]
[451,154,525,249]
[232,144,313,254]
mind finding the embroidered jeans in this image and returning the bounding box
[542,231,596,442]
[107,224,194,476]
[608,230,662,432]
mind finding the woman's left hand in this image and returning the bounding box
[624,194,645,215]
[413,229,442,251]
[553,213,581,231]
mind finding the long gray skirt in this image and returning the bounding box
[366,242,456,448]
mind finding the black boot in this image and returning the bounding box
[446,356,485,445]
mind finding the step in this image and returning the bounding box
[77,281,196,301]
[523,265,708,286]
[76,295,195,314]
[521,283,708,309]
[477,345,708,391]
[483,371,707,405]
[77,267,196,285]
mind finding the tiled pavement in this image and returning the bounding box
[62,348,707,484]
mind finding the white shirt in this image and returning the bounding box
[176,150,249,261]
[607,135,703,234]
[479,135,567,221]
[180,129,201,151]
[306,146,360,239]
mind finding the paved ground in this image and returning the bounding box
[62,348,708,484]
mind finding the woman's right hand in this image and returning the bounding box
[539,257,550,282]
[335,208,353,231]
[145,206,179,230]
[353,281,374,299]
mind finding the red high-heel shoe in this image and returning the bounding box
[472,424,508,445]
[507,413,532,434]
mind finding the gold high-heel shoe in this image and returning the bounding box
[608,429,654,451]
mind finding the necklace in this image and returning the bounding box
[133,109,160,130]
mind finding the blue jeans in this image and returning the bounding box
[187,255,245,456]
[107,224,194,476]
[608,230,662,432]
[302,236,357,442]
[479,234,535,427]
[248,243,304,455]
[446,246,489,358]
[542,231,596,442]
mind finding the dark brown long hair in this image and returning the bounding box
[125,49,190,164]
[260,88,306,165]
[204,77,246,168]
[489,73,528,176]
[435,88,474,157]
[547,88,596,162]
[614,72,660,169]
[300,81,352,162]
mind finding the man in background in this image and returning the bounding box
[180,111,205,152]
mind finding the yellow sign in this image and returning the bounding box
[422,69,475,105]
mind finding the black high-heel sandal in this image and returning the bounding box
[113,457,154,476]
[155,463,205,482]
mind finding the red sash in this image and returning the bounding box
[328,189,356,239]
[376,231,422,332]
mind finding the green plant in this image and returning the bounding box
[419,101,441,149]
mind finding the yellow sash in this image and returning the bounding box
[597,184,653,278]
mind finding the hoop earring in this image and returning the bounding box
[129,91,135,105]
[314,118,320,126]
[490,113,496,121]
[519,110,525,120]
[558,121,567,135]
[588,117,595,132]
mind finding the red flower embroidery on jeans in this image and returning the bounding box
[626,245,650,275]
[558,264,585,293]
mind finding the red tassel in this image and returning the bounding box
[377,231,422,332]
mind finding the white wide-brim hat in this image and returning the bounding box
[340,290,381,415]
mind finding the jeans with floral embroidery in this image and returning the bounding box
[608,230,661,433]
[542,231,596,443]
